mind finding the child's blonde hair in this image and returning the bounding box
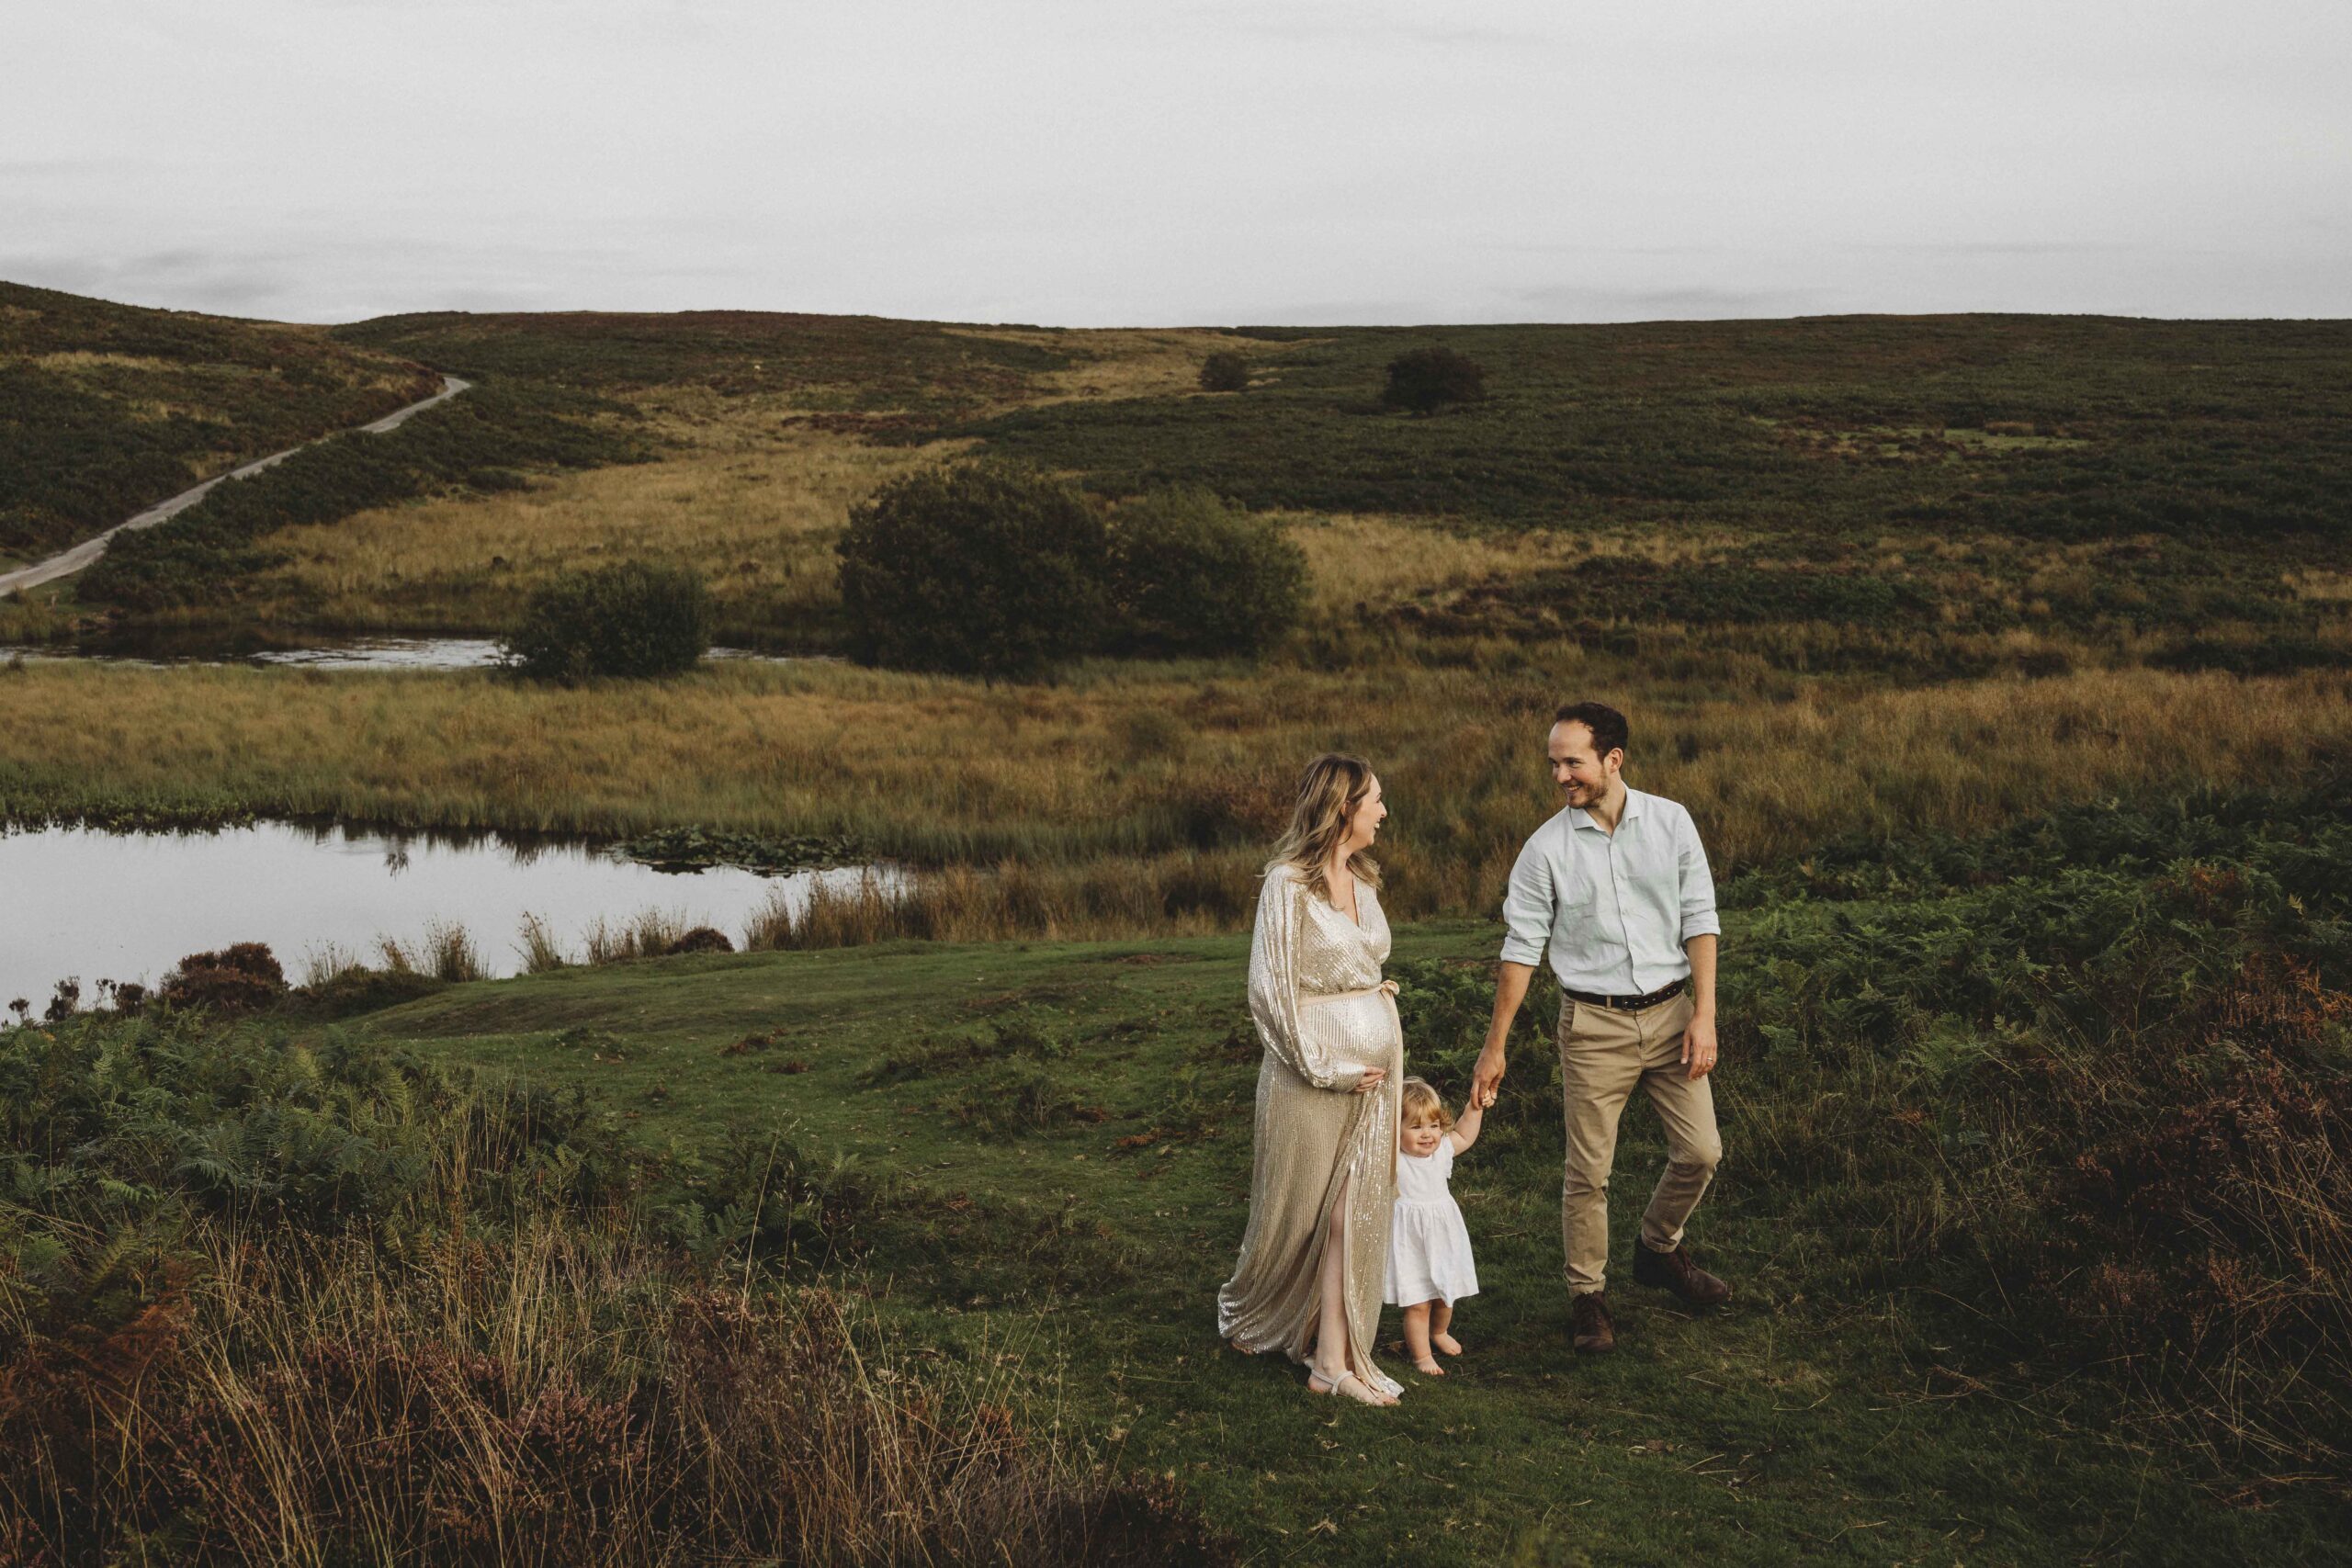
[1398,1077,1453,1133]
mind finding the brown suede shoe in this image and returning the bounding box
[1633,1241,1731,1306]
[1569,1292,1615,1354]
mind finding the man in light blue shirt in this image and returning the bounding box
[1470,701,1730,1354]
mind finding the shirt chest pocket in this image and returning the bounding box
[1553,864,1604,957]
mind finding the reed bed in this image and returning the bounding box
[741,859,1259,952]
[5,659,2347,919]
[370,919,490,983]
[582,908,695,965]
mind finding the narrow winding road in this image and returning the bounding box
[0,374,471,598]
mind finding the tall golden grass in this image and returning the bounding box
[1284,513,1588,615]
[6,658,2346,939]
[0,1174,1204,1563]
[240,397,970,640]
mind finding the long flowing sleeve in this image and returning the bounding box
[1249,870,1358,1091]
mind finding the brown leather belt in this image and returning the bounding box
[1562,980,1688,1012]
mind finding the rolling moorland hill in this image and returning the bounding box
[7,299,2348,684]
[3,293,2351,1560]
[0,280,440,565]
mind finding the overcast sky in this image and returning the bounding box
[4,0,2346,326]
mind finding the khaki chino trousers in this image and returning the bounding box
[1556,991,1722,1295]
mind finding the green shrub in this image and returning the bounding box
[1197,352,1250,393]
[836,463,1109,679]
[1381,345,1487,414]
[158,942,288,1016]
[288,964,447,1020]
[503,559,712,682]
[1105,487,1306,658]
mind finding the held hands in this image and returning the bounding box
[1469,1043,1506,1110]
[1681,1012,1720,1080]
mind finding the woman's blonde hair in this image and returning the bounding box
[1398,1077,1453,1132]
[1266,751,1382,902]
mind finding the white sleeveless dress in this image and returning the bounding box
[1384,1139,1478,1307]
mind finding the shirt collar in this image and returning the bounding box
[1567,786,1646,833]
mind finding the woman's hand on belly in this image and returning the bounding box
[1351,1066,1388,1094]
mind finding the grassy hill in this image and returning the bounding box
[4,291,2350,1559]
[0,280,440,565]
[16,304,2346,681]
[14,777,2340,1562]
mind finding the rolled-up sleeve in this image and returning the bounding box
[1676,807,1720,943]
[1498,835,1555,968]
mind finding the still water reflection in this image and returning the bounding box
[0,820,886,1007]
[1,637,800,671]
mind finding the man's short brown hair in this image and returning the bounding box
[1553,701,1629,761]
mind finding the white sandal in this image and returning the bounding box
[1308,1368,1394,1406]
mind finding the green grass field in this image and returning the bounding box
[340,909,2345,1564]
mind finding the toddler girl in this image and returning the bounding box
[1385,1076,1485,1375]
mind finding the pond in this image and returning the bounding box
[0,635,805,671]
[0,820,890,1008]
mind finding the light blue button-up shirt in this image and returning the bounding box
[1498,787,1720,995]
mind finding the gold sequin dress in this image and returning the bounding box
[1216,863,1405,1397]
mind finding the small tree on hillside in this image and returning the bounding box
[503,559,711,683]
[1382,346,1487,415]
[836,463,1110,679]
[1106,488,1306,659]
[1198,352,1250,393]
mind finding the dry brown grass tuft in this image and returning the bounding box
[1285,513,1580,615]
[0,1217,1215,1565]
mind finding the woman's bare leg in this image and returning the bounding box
[1308,1176,1395,1404]
[1404,1301,1442,1374]
[1431,1300,1461,1357]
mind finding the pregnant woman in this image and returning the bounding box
[1216,753,1406,1407]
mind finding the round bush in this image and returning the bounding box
[1198,352,1250,393]
[503,559,712,683]
[1106,488,1306,659]
[836,463,1109,679]
[161,942,288,1016]
[1382,345,1487,415]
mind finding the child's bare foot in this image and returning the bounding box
[1413,1355,1445,1376]
[1432,1331,1463,1356]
